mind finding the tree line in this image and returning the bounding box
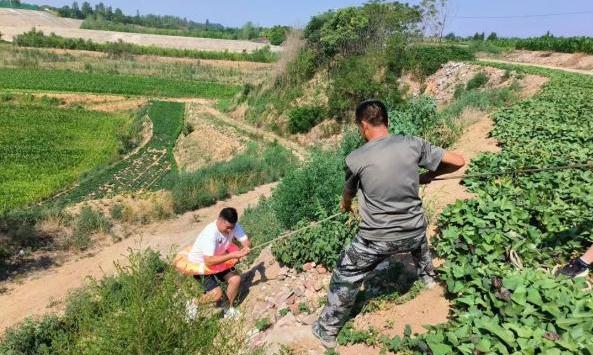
[54,1,289,44]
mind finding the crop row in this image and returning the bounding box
[0,104,129,214]
[49,101,184,206]
[0,68,240,99]
[410,66,593,353]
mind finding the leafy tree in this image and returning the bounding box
[487,32,498,41]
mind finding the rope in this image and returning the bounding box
[250,213,343,251]
[431,162,593,181]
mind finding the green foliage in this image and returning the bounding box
[264,25,289,46]
[240,197,284,266]
[514,33,593,54]
[328,53,401,118]
[68,206,111,250]
[272,149,343,229]
[171,142,296,213]
[389,44,475,79]
[0,249,243,354]
[465,72,489,91]
[389,95,439,138]
[396,66,593,353]
[14,29,277,63]
[0,67,239,99]
[49,101,184,206]
[287,106,325,134]
[0,0,38,9]
[255,318,273,332]
[304,2,421,61]
[0,103,129,213]
[272,213,356,270]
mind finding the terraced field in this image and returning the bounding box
[0,68,240,98]
[0,101,130,213]
[47,101,184,206]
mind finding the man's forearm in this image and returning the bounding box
[204,253,236,266]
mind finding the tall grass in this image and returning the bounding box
[170,142,296,213]
[0,249,248,354]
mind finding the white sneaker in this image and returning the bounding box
[224,307,241,319]
[185,300,198,322]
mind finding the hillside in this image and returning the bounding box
[0,9,281,53]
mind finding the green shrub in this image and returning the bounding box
[240,197,284,266]
[390,45,475,78]
[14,29,278,63]
[255,318,273,332]
[328,54,398,118]
[0,249,248,354]
[0,315,68,354]
[388,95,439,138]
[272,149,343,229]
[272,212,356,270]
[109,203,124,221]
[287,106,325,134]
[74,206,111,236]
[68,206,112,250]
[466,72,489,91]
[171,143,295,213]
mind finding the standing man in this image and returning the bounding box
[312,100,465,348]
[187,207,250,319]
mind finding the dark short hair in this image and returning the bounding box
[219,207,238,224]
[355,99,388,127]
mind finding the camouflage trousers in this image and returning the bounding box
[317,233,434,337]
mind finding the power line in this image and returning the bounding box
[452,10,593,20]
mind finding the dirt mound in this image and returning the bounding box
[421,62,548,105]
[490,49,593,72]
[174,103,249,172]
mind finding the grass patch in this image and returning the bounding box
[171,142,296,213]
[0,68,240,98]
[0,249,247,354]
[0,103,130,213]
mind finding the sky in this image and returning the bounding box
[25,0,593,37]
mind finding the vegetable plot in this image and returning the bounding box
[0,68,240,99]
[48,101,184,206]
[408,67,593,353]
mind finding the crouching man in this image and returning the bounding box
[312,100,465,348]
[188,207,250,319]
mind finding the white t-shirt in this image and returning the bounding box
[188,221,248,264]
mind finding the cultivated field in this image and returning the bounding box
[0,9,281,53]
[0,97,130,213]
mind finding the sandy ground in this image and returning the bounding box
[0,10,280,53]
[0,8,82,28]
[478,58,593,77]
[174,103,248,172]
[481,49,593,73]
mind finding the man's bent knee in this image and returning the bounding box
[204,286,223,303]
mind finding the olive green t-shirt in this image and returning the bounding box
[345,135,444,241]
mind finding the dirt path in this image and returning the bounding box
[0,183,276,334]
[478,58,593,76]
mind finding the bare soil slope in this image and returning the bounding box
[0,9,280,53]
